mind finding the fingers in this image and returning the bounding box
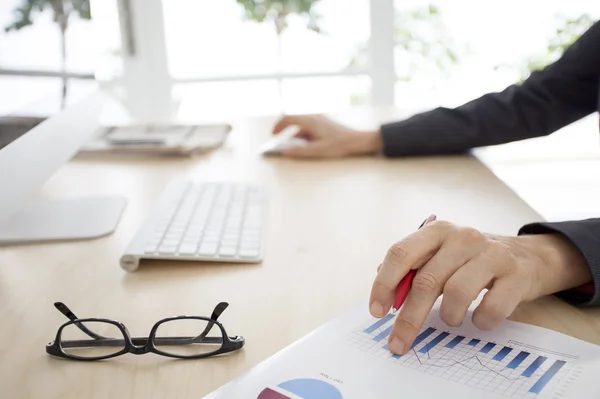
[387,238,476,354]
[472,276,524,330]
[370,223,449,318]
[387,271,443,355]
[272,115,297,135]
[294,130,312,140]
[273,115,316,135]
[440,255,496,327]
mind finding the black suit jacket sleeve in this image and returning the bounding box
[380,21,600,157]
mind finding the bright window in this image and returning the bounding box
[393,0,599,110]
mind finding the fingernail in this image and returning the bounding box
[370,301,384,317]
[389,337,405,354]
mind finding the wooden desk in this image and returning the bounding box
[1,114,599,399]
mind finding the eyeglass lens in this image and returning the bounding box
[60,321,126,359]
[153,318,223,357]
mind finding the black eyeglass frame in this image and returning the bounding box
[46,301,245,361]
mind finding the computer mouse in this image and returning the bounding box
[260,136,308,156]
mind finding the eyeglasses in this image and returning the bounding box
[46,301,244,361]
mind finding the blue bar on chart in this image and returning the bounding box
[529,360,566,394]
[480,342,496,354]
[493,346,513,361]
[372,325,393,342]
[507,351,530,369]
[419,332,450,353]
[410,327,437,349]
[522,356,548,377]
[364,314,395,334]
[382,344,402,359]
[467,339,480,347]
[445,336,465,349]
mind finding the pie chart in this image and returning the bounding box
[257,378,343,399]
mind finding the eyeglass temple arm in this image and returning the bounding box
[54,302,107,340]
[192,302,229,342]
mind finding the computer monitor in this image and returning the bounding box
[0,93,127,244]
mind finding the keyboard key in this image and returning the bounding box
[218,246,237,257]
[158,245,178,255]
[240,241,260,249]
[239,249,260,258]
[178,243,198,255]
[241,238,260,246]
[144,245,158,254]
[146,239,160,247]
[198,243,218,256]
[164,233,183,242]
[152,232,166,240]
[241,234,260,241]
[161,239,180,247]
[154,226,168,234]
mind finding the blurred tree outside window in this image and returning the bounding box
[235,0,323,104]
[349,4,462,77]
[4,0,92,107]
[234,0,323,71]
[498,14,595,83]
[236,0,322,36]
[395,4,461,82]
[348,4,464,105]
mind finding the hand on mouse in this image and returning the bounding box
[272,115,383,159]
[369,220,590,355]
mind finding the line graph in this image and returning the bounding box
[346,315,577,398]
[411,347,551,385]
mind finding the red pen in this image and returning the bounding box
[392,214,437,312]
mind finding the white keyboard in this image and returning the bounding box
[120,181,267,272]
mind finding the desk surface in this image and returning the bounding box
[1,113,600,399]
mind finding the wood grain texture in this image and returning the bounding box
[1,113,599,399]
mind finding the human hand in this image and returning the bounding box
[370,220,590,355]
[272,115,383,158]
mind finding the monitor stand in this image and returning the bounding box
[0,196,127,245]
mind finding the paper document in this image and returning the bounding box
[205,301,600,398]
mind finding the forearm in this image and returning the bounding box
[518,234,591,297]
[519,218,600,306]
[380,80,594,157]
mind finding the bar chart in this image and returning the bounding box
[347,314,576,398]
